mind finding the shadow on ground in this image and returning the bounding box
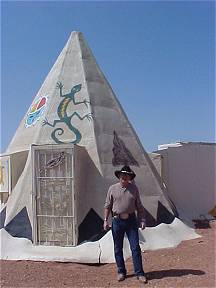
[147,269,205,280]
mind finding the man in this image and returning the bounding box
[104,165,148,284]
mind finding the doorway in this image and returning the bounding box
[32,144,77,246]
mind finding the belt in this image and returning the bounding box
[113,212,135,220]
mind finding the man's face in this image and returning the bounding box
[119,173,131,187]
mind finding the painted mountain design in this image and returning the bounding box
[112,130,139,166]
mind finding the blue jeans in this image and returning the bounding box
[111,214,145,276]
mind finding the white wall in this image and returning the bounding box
[148,153,162,177]
[157,143,216,220]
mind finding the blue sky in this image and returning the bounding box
[1,1,215,152]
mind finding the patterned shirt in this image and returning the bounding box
[104,182,145,220]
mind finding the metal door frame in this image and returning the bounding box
[31,144,77,246]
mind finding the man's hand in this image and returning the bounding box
[140,221,146,230]
[103,220,109,231]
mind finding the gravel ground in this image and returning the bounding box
[1,220,215,288]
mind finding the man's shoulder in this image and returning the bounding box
[109,182,120,191]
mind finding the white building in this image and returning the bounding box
[156,142,216,221]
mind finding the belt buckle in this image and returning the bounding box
[120,213,129,220]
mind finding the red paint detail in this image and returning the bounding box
[37,97,46,109]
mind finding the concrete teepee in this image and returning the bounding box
[0,32,198,262]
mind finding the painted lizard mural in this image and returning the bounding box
[42,82,92,144]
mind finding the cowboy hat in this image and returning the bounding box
[114,165,136,180]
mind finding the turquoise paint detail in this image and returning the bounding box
[25,95,48,128]
[42,82,92,144]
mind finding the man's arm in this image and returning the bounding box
[103,208,111,231]
[135,186,146,230]
[104,208,111,221]
[103,187,113,230]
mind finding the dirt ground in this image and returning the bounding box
[1,220,215,288]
